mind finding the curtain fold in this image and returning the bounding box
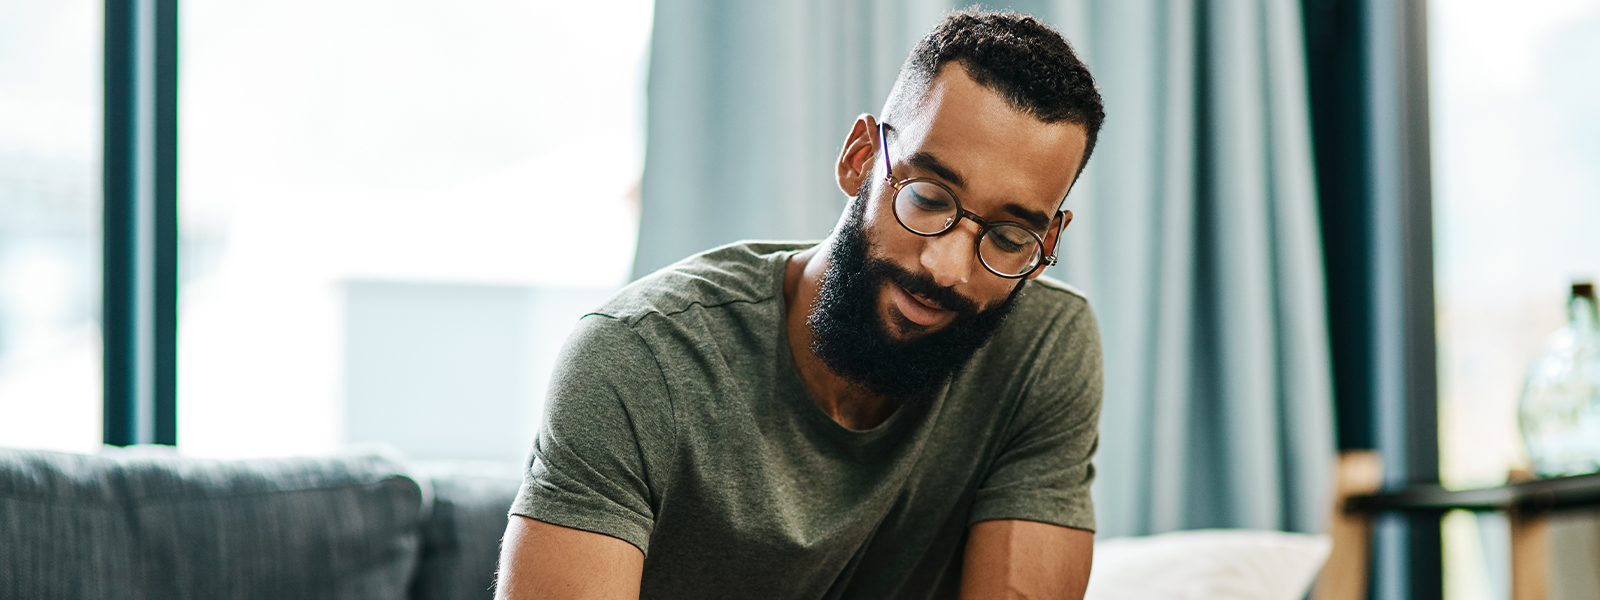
[633,0,954,279]
[635,0,1336,538]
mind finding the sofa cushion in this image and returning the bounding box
[1085,529,1332,600]
[409,461,523,600]
[0,448,426,600]
[0,450,134,600]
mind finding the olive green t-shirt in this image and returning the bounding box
[511,241,1102,599]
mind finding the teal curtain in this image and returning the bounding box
[635,0,1336,538]
[633,1,953,278]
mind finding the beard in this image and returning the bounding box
[806,179,1026,405]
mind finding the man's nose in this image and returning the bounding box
[919,220,980,288]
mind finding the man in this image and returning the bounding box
[497,9,1105,600]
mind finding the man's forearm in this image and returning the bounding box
[496,515,644,600]
[960,519,1094,600]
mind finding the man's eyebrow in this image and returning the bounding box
[905,149,1052,232]
[1001,203,1053,232]
[906,151,966,188]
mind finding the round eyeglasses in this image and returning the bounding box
[876,122,1064,279]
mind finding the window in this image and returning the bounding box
[175,0,654,459]
[0,0,103,453]
[1431,0,1600,596]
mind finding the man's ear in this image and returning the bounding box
[835,114,879,197]
[1026,209,1073,281]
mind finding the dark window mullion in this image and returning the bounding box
[103,0,178,447]
[103,0,138,447]
[153,0,179,446]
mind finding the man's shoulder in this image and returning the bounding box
[1022,274,1089,302]
[590,240,815,325]
[1012,274,1094,324]
[976,273,1099,365]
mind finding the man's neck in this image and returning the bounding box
[784,239,900,431]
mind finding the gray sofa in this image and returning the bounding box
[0,448,524,600]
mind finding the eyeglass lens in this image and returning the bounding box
[891,181,1043,277]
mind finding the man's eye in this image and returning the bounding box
[991,229,1031,253]
[911,191,949,211]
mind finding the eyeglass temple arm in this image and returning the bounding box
[877,122,893,181]
[1042,209,1066,267]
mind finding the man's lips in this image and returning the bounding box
[889,282,956,327]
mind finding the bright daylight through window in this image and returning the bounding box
[0,0,103,453]
[171,0,652,460]
[1431,0,1600,597]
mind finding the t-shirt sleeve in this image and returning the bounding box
[509,314,675,554]
[968,297,1103,532]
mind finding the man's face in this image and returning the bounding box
[809,64,1089,402]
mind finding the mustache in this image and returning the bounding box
[864,256,981,316]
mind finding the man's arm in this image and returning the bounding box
[960,519,1094,600]
[499,315,669,599]
[495,515,644,600]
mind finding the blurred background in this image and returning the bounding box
[1,1,1597,599]
[0,0,651,459]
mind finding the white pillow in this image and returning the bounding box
[1085,529,1331,600]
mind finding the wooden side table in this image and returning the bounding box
[1317,451,1600,600]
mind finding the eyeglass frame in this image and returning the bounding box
[875,121,1066,279]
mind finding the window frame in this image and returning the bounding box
[102,0,178,446]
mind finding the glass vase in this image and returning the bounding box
[1519,282,1600,477]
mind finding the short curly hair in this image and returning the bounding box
[883,8,1105,183]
